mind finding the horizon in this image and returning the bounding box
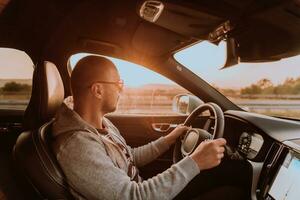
[0,77,298,91]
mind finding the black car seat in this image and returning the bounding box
[13,61,74,199]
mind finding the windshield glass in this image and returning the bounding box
[175,41,300,119]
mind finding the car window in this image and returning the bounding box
[175,41,300,119]
[70,53,189,115]
[0,48,33,110]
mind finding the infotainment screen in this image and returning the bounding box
[266,151,300,200]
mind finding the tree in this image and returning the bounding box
[257,79,273,89]
[293,82,300,94]
[240,77,300,95]
[283,78,296,86]
[241,84,262,95]
[2,81,31,92]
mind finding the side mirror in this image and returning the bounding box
[172,94,204,115]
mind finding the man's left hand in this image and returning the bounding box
[164,124,189,146]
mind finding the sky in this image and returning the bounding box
[70,42,300,89]
[175,41,300,89]
[1,42,300,89]
[69,53,176,88]
[0,48,33,79]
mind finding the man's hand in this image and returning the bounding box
[190,138,226,171]
[164,124,189,146]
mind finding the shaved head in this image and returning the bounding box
[70,55,121,127]
[71,55,118,100]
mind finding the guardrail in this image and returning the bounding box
[1,99,300,112]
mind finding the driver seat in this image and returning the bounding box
[13,61,74,199]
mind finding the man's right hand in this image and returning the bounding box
[190,138,226,171]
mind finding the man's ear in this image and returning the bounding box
[90,83,102,99]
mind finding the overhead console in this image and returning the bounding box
[138,0,225,38]
[257,140,300,200]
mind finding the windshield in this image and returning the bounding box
[175,41,300,119]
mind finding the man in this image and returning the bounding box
[52,55,228,199]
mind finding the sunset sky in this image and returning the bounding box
[175,41,300,89]
[1,42,300,89]
[70,42,300,89]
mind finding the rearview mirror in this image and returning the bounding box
[175,40,234,71]
[172,94,204,115]
[222,38,239,69]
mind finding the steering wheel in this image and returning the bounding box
[173,102,225,163]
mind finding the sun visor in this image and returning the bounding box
[132,22,189,56]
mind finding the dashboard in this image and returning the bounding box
[222,110,300,200]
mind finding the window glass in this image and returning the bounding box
[175,41,300,119]
[70,53,188,115]
[0,48,33,110]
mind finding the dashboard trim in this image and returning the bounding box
[225,110,300,142]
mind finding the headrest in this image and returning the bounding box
[23,61,64,130]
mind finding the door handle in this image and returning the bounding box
[151,123,177,133]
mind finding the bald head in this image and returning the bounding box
[71,55,118,100]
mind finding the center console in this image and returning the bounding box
[257,139,300,200]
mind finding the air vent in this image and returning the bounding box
[139,1,164,23]
[265,143,281,167]
[257,142,282,198]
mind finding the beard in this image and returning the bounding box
[102,95,119,114]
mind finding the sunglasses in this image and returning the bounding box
[91,79,124,90]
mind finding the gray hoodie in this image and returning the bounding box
[52,103,200,200]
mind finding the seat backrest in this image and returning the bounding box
[13,61,73,199]
[23,61,65,130]
[14,120,74,199]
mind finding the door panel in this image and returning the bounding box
[107,114,208,178]
[0,109,25,199]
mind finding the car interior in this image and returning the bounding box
[1,0,300,199]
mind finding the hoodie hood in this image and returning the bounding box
[52,103,119,139]
[52,103,98,137]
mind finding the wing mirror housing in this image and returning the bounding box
[172,94,204,115]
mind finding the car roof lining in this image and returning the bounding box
[1,0,300,67]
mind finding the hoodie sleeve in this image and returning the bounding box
[56,132,200,200]
[129,137,171,167]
